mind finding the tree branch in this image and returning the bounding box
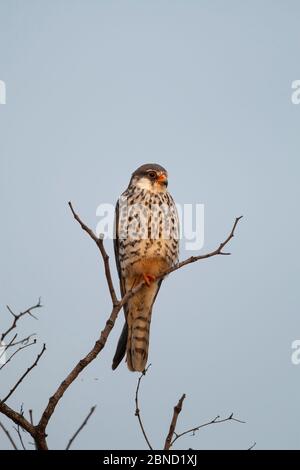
[170,412,245,448]
[248,441,257,450]
[66,405,96,450]
[134,364,152,450]
[0,401,35,436]
[1,299,42,343]
[13,404,26,450]
[0,339,37,371]
[36,300,124,437]
[68,202,119,307]
[1,344,46,403]
[164,394,186,450]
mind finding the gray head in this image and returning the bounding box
[129,163,168,192]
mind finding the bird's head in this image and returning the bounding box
[129,163,168,193]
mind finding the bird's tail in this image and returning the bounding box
[126,281,159,372]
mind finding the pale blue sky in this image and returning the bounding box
[0,0,300,449]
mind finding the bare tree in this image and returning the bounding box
[0,203,243,450]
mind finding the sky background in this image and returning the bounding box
[0,0,300,450]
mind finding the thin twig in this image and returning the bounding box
[1,299,42,342]
[134,364,152,450]
[170,413,245,448]
[248,441,257,450]
[0,420,18,450]
[0,401,35,436]
[68,202,119,307]
[1,344,46,403]
[13,426,26,450]
[13,404,26,450]
[66,406,96,450]
[0,339,37,371]
[9,334,37,347]
[164,394,186,450]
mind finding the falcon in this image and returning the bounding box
[112,164,180,372]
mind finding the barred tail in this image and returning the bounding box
[126,281,159,372]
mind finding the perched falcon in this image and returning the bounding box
[112,164,180,372]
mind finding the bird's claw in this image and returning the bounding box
[143,273,156,287]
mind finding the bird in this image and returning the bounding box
[112,164,180,372]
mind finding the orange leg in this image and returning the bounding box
[142,273,156,287]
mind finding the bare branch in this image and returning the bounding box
[164,394,186,450]
[13,425,26,450]
[9,334,37,347]
[248,441,257,450]
[13,404,26,450]
[0,339,37,371]
[1,344,46,403]
[68,202,119,307]
[0,420,18,450]
[0,401,34,436]
[134,364,152,450]
[66,406,96,450]
[1,299,42,343]
[170,413,245,448]
[159,216,243,277]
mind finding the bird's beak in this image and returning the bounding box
[157,173,168,186]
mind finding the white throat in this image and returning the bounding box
[134,176,167,194]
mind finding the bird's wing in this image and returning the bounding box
[113,197,126,301]
[112,197,129,369]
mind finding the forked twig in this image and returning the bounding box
[134,364,152,450]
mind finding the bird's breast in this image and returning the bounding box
[118,186,179,277]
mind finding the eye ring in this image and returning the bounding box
[148,171,157,179]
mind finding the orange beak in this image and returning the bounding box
[157,173,168,185]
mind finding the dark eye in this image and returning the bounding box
[148,171,156,179]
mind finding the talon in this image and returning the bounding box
[142,273,156,287]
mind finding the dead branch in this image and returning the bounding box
[9,334,37,347]
[170,412,245,448]
[1,344,46,403]
[68,202,118,307]
[248,441,257,450]
[13,425,26,450]
[0,401,34,436]
[36,304,125,446]
[0,339,37,371]
[66,405,96,450]
[134,364,152,450]
[164,394,186,450]
[1,299,42,343]
[13,405,26,450]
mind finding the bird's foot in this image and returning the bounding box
[142,273,156,287]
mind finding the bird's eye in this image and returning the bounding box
[148,171,157,179]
